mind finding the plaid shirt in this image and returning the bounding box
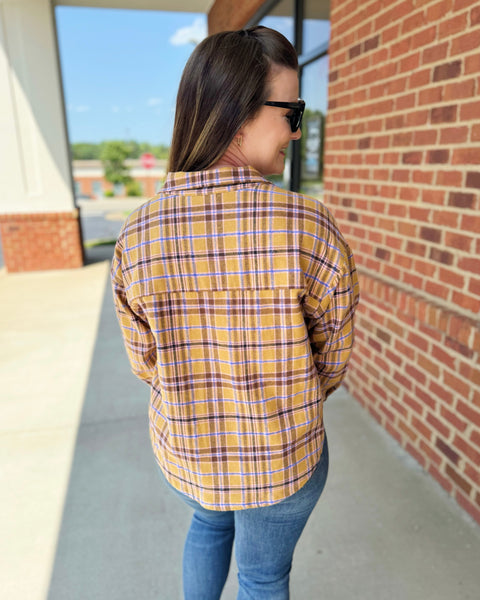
[111,167,359,510]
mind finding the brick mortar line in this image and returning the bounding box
[350,230,478,266]
[331,17,476,59]
[351,240,477,271]
[326,175,480,191]
[325,163,480,175]
[323,172,466,181]
[351,306,479,408]
[452,486,480,517]
[355,267,480,323]
[349,239,477,262]
[326,125,479,139]
[327,92,480,114]
[330,0,418,31]
[359,253,478,279]
[329,81,480,104]
[348,369,479,485]
[330,3,475,44]
[353,253,478,299]
[354,294,480,352]
[326,144,480,151]
[352,374,479,495]
[326,151,480,161]
[349,362,480,487]
[336,34,480,60]
[329,0,381,20]
[355,265,480,323]
[329,91,480,113]
[361,363,478,461]
[328,100,480,117]
[356,298,479,370]
[325,137,479,146]
[328,183,478,197]
[338,203,480,218]
[330,196,480,223]
[328,48,480,88]
[331,37,477,72]
[326,128,479,141]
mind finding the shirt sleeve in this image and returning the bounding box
[111,242,156,386]
[303,246,359,399]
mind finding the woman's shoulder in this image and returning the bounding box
[262,181,338,226]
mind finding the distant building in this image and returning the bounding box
[72,159,167,200]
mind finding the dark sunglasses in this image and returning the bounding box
[264,99,305,132]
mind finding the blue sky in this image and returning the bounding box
[55,7,329,146]
[55,7,206,145]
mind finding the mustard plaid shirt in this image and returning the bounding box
[111,167,359,510]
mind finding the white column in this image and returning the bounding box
[0,0,74,214]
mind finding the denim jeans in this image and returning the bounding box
[162,435,329,600]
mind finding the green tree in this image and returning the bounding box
[125,140,141,158]
[71,142,101,160]
[152,144,170,159]
[125,180,142,196]
[100,140,132,185]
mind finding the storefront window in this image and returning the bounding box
[254,0,330,193]
[300,54,329,196]
[259,0,294,188]
[259,0,295,46]
[113,183,125,197]
[303,1,330,56]
[92,180,103,198]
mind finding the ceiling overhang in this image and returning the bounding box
[53,1,215,13]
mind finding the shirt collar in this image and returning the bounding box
[162,166,269,192]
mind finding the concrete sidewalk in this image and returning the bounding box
[1,245,480,600]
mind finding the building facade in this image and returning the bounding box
[322,0,480,525]
[72,159,167,200]
[211,0,480,526]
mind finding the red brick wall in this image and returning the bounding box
[0,212,84,272]
[75,176,113,197]
[325,0,480,523]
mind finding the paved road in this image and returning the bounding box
[78,197,146,243]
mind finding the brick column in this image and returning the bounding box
[0,0,84,273]
[0,212,83,273]
[325,0,480,523]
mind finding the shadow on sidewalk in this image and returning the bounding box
[46,246,190,600]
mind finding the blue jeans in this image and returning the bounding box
[162,435,329,600]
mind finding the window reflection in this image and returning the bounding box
[259,0,294,46]
[259,0,295,188]
[303,1,330,55]
[257,0,330,194]
[300,54,329,196]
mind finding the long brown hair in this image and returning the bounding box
[168,26,298,172]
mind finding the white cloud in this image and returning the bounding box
[169,17,207,46]
[112,105,121,113]
[147,97,163,107]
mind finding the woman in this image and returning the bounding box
[112,26,359,599]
